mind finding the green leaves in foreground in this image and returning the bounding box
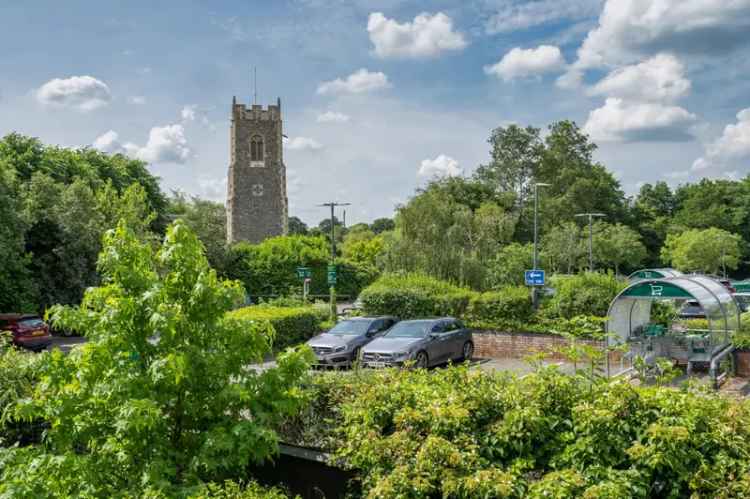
[0,220,312,497]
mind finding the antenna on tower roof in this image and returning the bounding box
[253,66,257,105]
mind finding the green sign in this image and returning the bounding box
[327,264,337,285]
[621,281,693,299]
[296,266,311,279]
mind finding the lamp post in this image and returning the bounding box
[575,212,606,272]
[532,183,550,308]
[318,201,351,320]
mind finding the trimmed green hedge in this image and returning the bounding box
[358,273,474,319]
[230,305,327,350]
[466,286,534,330]
[542,272,626,319]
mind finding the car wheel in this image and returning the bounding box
[415,351,428,369]
[461,341,474,362]
[351,347,361,367]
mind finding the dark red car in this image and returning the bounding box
[0,314,52,352]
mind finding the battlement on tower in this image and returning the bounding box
[231,96,281,121]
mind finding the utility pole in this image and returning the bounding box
[532,183,550,308]
[318,201,350,320]
[575,212,606,272]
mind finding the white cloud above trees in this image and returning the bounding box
[367,12,467,59]
[418,154,462,178]
[284,136,323,151]
[317,111,350,123]
[583,98,696,142]
[484,0,602,34]
[484,45,566,81]
[93,124,191,164]
[36,75,111,112]
[587,53,691,102]
[692,108,750,171]
[317,69,391,95]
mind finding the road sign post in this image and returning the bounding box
[525,270,546,287]
[327,264,337,320]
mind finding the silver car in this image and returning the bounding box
[306,316,398,368]
[361,318,474,369]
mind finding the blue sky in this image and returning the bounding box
[2,0,750,225]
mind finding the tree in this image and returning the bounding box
[1,221,312,496]
[592,222,647,275]
[168,193,228,273]
[370,217,395,234]
[542,222,584,274]
[631,182,675,265]
[486,243,534,288]
[661,228,743,276]
[288,216,308,235]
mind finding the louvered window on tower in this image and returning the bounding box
[250,135,264,163]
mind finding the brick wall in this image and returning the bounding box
[474,330,607,361]
[736,350,750,377]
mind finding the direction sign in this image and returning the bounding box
[296,266,312,279]
[525,269,545,286]
[327,264,337,285]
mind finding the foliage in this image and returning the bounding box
[0,221,313,496]
[541,222,583,274]
[341,227,385,268]
[370,217,395,234]
[229,305,327,351]
[591,222,647,275]
[0,163,35,311]
[305,365,750,498]
[287,216,308,235]
[189,480,290,498]
[661,227,743,275]
[168,193,229,274]
[543,272,626,319]
[466,287,533,330]
[359,273,474,319]
[0,341,45,447]
[486,243,534,288]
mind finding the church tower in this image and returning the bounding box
[226,96,288,244]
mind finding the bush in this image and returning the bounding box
[465,286,533,330]
[230,305,327,350]
[0,340,46,446]
[543,272,626,319]
[359,273,474,319]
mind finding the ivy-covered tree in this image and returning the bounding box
[0,221,312,496]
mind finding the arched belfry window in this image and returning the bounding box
[250,135,264,162]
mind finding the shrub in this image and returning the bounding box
[543,272,626,319]
[359,273,474,319]
[0,339,45,446]
[465,286,533,330]
[230,305,326,350]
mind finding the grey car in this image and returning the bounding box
[361,318,473,369]
[306,316,398,368]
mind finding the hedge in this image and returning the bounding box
[541,272,626,319]
[465,286,534,330]
[229,305,327,350]
[358,273,474,319]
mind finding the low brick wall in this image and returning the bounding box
[474,330,606,361]
[736,350,750,377]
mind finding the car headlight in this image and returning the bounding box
[393,351,410,359]
[334,345,347,353]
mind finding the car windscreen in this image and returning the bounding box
[18,318,45,328]
[327,320,371,335]
[384,321,430,338]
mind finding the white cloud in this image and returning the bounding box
[181,105,197,122]
[317,111,350,123]
[556,68,584,89]
[36,75,111,112]
[367,11,467,59]
[418,154,462,178]
[198,177,227,202]
[128,96,146,105]
[285,136,323,151]
[575,0,750,69]
[94,125,191,164]
[317,69,391,95]
[484,45,566,81]
[485,0,603,34]
[583,98,696,142]
[692,108,750,171]
[587,53,691,102]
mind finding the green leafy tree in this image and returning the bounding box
[592,222,647,275]
[630,182,675,265]
[486,243,534,287]
[661,228,743,276]
[287,215,308,235]
[0,163,35,311]
[1,221,312,496]
[168,193,228,273]
[370,217,395,234]
[542,222,584,274]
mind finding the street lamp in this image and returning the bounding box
[318,201,351,320]
[532,183,550,308]
[575,212,606,272]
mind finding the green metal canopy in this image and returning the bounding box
[627,268,683,282]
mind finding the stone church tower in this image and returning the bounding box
[226,96,288,244]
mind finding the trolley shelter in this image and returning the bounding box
[627,268,683,282]
[607,275,739,384]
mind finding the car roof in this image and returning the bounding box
[399,317,457,323]
[342,316,397,321]
[0,313,40,321]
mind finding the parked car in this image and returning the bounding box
[678,300,706,320]
[0,314,52,352]
[306,316,398,368]
[361,318,473,369]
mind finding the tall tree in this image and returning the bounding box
[370,217,395,234]
[661,228,743,276]
[591,222,647,275]
[287,216,308,235]
[541,222,584,274]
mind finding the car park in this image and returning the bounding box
[0,314,52,352]
[361,317,473,369]
[306,316,398,368]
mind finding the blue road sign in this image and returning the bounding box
[525,270,545,286]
